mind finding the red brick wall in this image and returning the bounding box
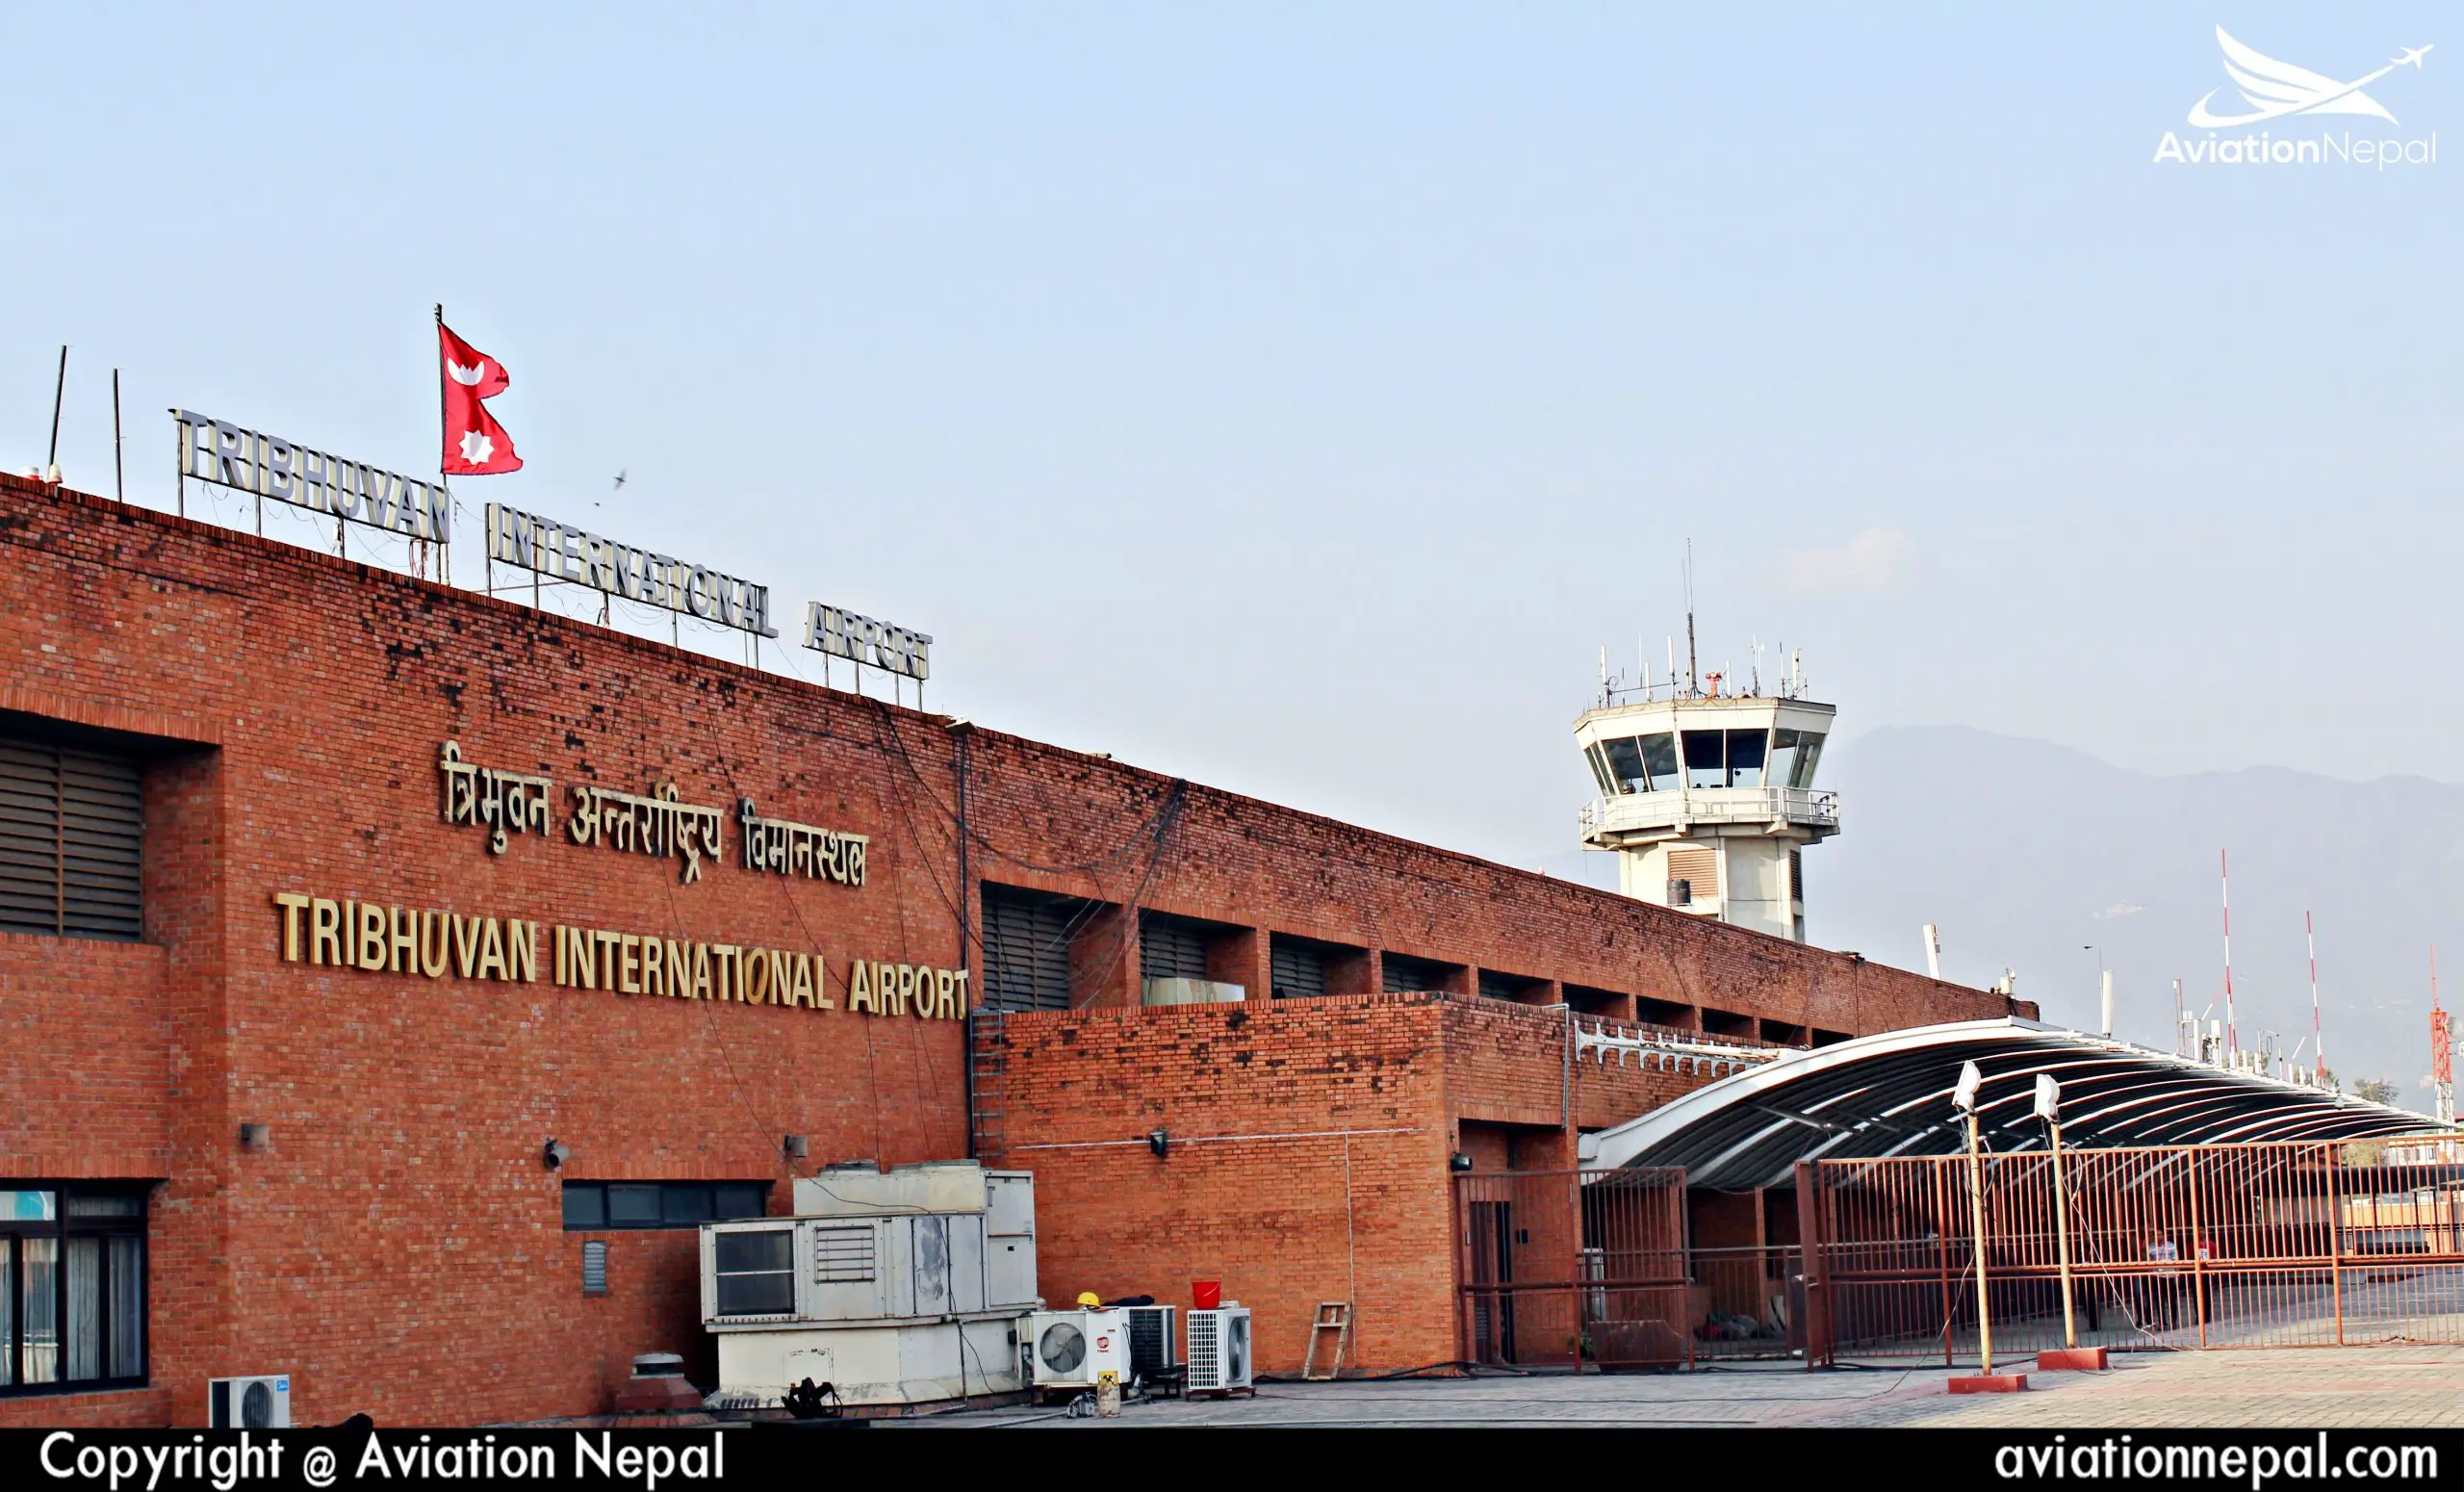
[0,475,2018,1421]
[989,994,1457,1373]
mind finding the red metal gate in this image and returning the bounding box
[1798,1138,2464,1365]
[1453,1168,1689,1369]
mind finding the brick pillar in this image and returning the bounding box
[1207,927,1268,1003]
[1069,905,1138,1008]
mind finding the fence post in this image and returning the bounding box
[1793,1160,1829,1370]
[2188,1154,2208,1348]
[2328,1144,2346,1348]
[1935,1160,1954,1366]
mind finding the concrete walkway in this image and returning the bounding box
[908,1347,2464,1428]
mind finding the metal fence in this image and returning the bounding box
[1799,1138,2464,1366]
[1454,1168,1690,1369]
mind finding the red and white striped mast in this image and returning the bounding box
[2433,947,2453,1126]
[2306,911,2323,1086]
[2220,849,2238,1066]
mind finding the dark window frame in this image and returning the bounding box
[0,1182,149,1400]
[560,1181,769,1232]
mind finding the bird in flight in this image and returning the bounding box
[612,470,627,492]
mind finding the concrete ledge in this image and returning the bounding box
[1947,1373,2029,1394]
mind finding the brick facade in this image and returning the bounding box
[0,474,2022,1423]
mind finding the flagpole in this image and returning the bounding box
[435,303,452,587]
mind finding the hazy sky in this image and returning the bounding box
[5,4,2457,888]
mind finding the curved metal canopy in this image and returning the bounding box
[1582,1018,2444,1190]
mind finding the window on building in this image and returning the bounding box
[0,737,142,941]
[1138,912,1215,983]
[1600,737,1647,795]
[1681,732,1726,789]
[1726,730,1768,788]
[1639,733,1681,791]
[1583,743,1615,796]
[560,1182,767,1231]
[711,1229,795,1317]
[981,884,1090,1012]
[0,1185,147,1396]
[1775,731,1826,788]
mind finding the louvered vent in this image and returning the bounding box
[580,1240,609,1295]
[1665,847,1717,906]
[0,737,141,940]
[981,885,1075,1011]
[812,1226,876,1283]
[1139,913,1213,981]
[1270,938,1329,998]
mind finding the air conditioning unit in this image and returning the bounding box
[1027,1309,1127,1392]
[208,1375,293,1428]
[1122,1303,1178,1384]
[1186,1306,1251,1395]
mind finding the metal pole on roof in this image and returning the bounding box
[45,345,66,480]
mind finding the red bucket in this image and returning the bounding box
[1193,1279,1222,1311]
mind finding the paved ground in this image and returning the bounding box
[903,1347,2464,1428]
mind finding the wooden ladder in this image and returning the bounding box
[1301,1301,1352,1381]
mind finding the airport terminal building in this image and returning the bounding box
[0,473,2025,1426]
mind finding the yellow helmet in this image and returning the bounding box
[1076,1291,1102,1308]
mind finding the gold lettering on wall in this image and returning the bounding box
[268,890,963,1020]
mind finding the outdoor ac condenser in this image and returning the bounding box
[1186,1306,1251,1394]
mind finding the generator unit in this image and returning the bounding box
[1186,1305,1252,1395]
[1025,1307,1128,1395]
[703,1162,1040,1408]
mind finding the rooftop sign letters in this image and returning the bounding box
[805,603,932,681]
[484,502,779,638]
[173,409,451,542]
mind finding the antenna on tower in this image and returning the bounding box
[1683,539,1699,698]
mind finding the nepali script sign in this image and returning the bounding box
[173,409,450,542]
[485,502,779,638]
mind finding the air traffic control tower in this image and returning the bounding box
[1576,655,1838,941]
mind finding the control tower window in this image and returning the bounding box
[1601,737,1647,794]
[1771,729,1828,788]
[1640,733,1680,791]
[1584,743,1615,796]
[1681,731,1725,789]
[1790,732,1826,788]
[1725,730,1767,788]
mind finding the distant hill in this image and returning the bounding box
[1810,725,2464,1111]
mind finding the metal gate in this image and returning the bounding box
[1453,1168,1688,1369]
[1799,1137,2464,1365]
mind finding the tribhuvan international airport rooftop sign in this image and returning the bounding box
[805,602,931,681]
[173,409,451,542]
[483,502,779,638]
